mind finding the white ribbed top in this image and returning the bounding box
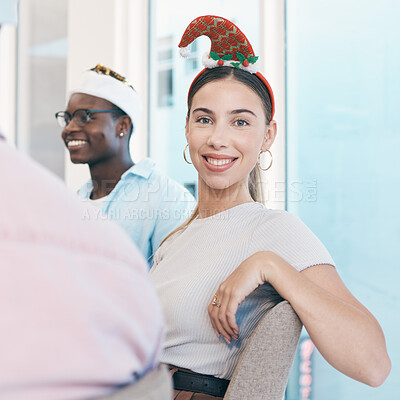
[150,202,335,379]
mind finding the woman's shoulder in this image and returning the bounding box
[250,205,305,226]
[253,206,317,239]
[251,206,335,270]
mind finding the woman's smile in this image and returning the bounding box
[202,153,238,171]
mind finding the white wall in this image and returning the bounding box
[65,0,149,190]
[0,25,17,144]
[261,0,286,210]
[0,0,18,144]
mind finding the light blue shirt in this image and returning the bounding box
[77,158,196,264]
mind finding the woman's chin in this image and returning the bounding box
[202,177,238,192]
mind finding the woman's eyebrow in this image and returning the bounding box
[192,107,214,116]
[231,109,257,117]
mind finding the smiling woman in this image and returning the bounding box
[186,74,275,209]
[149,15,391,400]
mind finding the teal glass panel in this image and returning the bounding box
[286,0,400,398]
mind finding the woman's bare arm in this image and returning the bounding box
[208,251,391,387]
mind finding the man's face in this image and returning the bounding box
[61,93,121,166]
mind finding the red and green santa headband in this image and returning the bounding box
[179,15,275,119]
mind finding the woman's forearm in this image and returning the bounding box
[263,252,391,387]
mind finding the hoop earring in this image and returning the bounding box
[257,149,273,171]
[183,143,192,164]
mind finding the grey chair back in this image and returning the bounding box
[94,301,300,400]
[224,300,302,400]
[94,364,172,400]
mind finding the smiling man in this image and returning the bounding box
[57,65,195,264]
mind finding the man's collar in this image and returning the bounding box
[122,158,155,180]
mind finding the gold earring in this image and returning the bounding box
[257,149,273,171]
[183,143,192,164]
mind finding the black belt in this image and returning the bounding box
[172,369,230,397]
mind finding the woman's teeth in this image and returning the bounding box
[206,157,234,166]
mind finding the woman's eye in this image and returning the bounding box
[234,119,249,127]
[197,117,211,124]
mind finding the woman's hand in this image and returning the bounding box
[208,251,273,344]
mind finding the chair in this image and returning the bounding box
[94,364,172,400]
[224,300,302,400]
[95,301,301,400]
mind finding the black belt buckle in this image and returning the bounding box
[173,370,230,397]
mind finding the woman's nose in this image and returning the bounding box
[207,124,227,149]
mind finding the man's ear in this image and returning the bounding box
[261,120,277,152]
[117,115,132,135]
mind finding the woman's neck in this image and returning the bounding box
[89,156,134,200]
[197,180,254,219]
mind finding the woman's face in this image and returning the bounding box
[61,93,123,166]
[186,78,276,195]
